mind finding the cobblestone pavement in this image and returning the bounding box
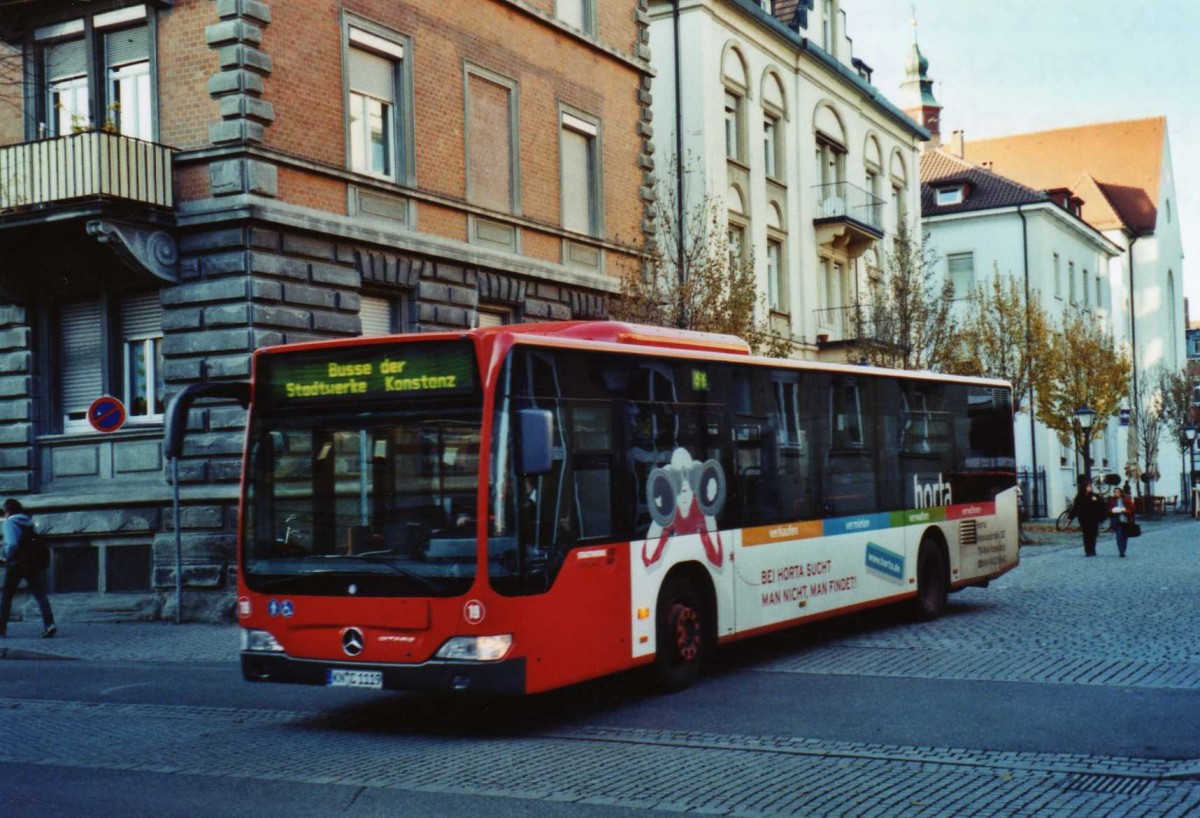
[1,517,1199,816]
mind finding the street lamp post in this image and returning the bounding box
[1075,405,1097,484]
[1186,424,1197,517]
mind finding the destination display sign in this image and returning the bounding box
[259,341,478,406]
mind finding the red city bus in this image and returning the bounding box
[167,321,1019,695]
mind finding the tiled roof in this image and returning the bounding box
[920,149,1048,217]
[963,118,1166,234]
[771,0,803,27]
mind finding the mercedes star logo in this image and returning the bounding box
[342,627,365,657]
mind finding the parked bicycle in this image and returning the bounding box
[1055,498,1076,531]
[1055,473,1121,531]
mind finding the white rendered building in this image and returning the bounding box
[647,0,928,360]
[963,121,1188,510]
[921,148,1123,517]
[902,38,1188,513]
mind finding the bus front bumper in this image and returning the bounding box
[241,652,527,695]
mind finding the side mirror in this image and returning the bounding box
[517,409,553,475]
[164,381,251,460]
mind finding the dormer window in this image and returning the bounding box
[936,185,964,206]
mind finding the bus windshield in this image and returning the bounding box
[243,404,482,598]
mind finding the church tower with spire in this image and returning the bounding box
[899,11,941,148]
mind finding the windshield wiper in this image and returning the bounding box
[262,553,446,594]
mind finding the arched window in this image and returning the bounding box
[889,150,908,230]
[722,45,749,164]
[814,103,846,190]
[863,135,883,226]
[767,201,787,312]
[761,69,786,180]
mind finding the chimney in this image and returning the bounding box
[948,130,964,158]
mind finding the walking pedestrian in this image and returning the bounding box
[0,498,56,638]
[1110,487,1135,558]
[1072,478,1108,558]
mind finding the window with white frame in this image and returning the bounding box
[1082,268,1091,308]
[60,292,163,429]
[727,223,746,271]
[1053,253,1061,298]
[936,185,964,206]
[890,152,908,230]
[1068,260,1076,304]
[763,115,779,179]
[948,252,974,300]
[767,239,784,312]
[555,0,594,34]
[347,27,405,178]
[122,294,163,419]
[815,137,845,188]
[561,111,600,236]
[35,6,154,139]
[725,91,744,163]
[105,25,151,139]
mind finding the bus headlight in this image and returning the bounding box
[240,628,286,653]
[435,634,513,662]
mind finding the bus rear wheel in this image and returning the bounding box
[912,540,948,621]
[654,576,706,691]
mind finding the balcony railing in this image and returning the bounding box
[813,181,884,232]
[813,305,889,345]
[0,131,173,212]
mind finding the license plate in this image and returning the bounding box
[327,668,383,689]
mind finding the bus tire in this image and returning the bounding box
[653,575,706,691]
[912,539,948,621]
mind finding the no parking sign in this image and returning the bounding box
[88,396,127,433]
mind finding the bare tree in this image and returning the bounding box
[610,160,791,357]
[1155,366,1195,502]
[850,220,957,371]
[1126,364,1169,500]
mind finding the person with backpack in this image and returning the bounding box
[0,498,56,638]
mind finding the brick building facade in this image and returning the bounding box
[0,0,651,621]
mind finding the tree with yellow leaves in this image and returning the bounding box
[850,220,958,371]
[946,270,1051,415]
[1035,308,1131,476]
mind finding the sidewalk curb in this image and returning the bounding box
[0,646,79,661]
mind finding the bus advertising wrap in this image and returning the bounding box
[259,341,478,406]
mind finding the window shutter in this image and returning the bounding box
[46,38,87,81]
[61,300,104,418]
[121,293,162,338]
[349,47,395,103]
[477,309,508,328]
[561,127,592,234]
[359,296,393,336]
[105,25,149,68]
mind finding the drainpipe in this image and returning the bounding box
[673,0,687,326]
[1127,233,1140,496]
[1017,204,1038,514]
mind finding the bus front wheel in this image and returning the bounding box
[912,540,948,620]
[654,576,706,691]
